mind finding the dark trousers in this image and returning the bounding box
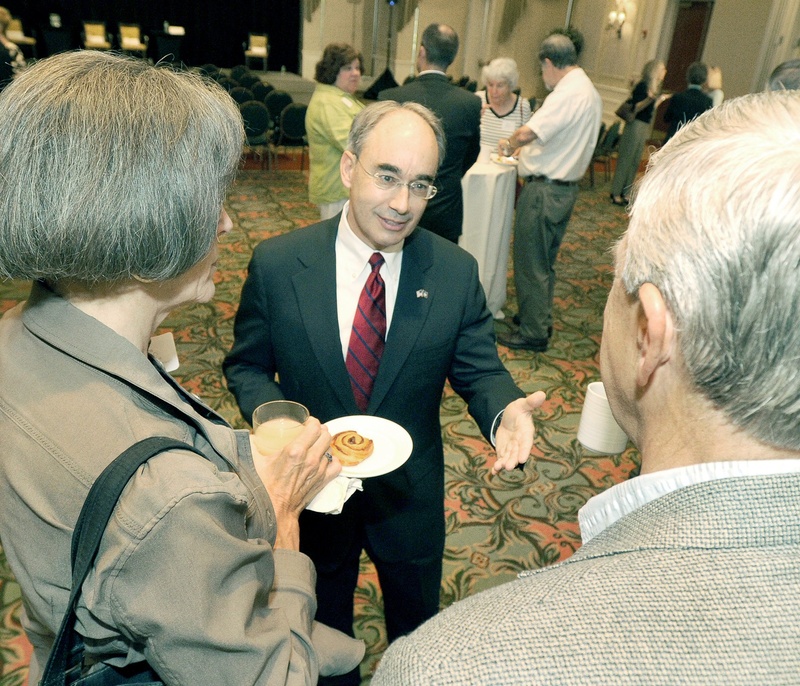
[302,492,443,686]
[513,180,578,340]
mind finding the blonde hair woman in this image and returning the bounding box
[610,59,668,205]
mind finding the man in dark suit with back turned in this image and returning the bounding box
[224,100,544,685]
[663,61,712,143]
[377,23,480,243]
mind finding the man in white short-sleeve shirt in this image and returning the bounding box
[497,33,601,351]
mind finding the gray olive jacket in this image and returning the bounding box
[0,281,363,685]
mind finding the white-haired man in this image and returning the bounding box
[372,91,800,684]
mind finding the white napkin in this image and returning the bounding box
[306,476,363,514]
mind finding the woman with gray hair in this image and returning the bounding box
[0,51,362,684]
[475,57,531,161]
[610,59,669,205]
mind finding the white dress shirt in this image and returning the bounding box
[335,202,403,360]
[518,67,602,182]
[579,459,800,543]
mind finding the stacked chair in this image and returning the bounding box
[82,21,112,51]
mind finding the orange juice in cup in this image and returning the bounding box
[252,400,309,455]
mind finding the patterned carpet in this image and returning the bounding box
[0,155,639,685]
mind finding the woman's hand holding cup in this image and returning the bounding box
[250,401,341,549]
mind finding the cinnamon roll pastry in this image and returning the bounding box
[330,430,374,466]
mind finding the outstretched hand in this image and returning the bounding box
[492,391,546,473]
[250,418,341,549]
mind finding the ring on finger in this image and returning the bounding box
[324,451,333,463]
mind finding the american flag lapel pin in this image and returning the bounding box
[416,289,429,299]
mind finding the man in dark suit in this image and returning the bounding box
[663,61,713,143]
[377,23,480,243]
[224,100,544,685]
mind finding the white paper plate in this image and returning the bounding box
[490,153,519,166]
[325,416,413,478]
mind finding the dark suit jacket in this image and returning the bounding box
[223,217,524,561]
[378,74,481,242]
[663,86,712,142]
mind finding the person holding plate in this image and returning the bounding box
[224,100,545,686]
[0,51,363,685]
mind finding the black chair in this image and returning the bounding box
[238,72,262,90]
[230,86,255,105]
[252,81,274,102]
[239,100,273,169]
[276,103,309,170]
[216,76,237,92]
[230,64,250,82]
[264,90,293,141]
[199,63,220,78]
[589,121,620,186]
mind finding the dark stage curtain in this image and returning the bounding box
[15,0,301,71]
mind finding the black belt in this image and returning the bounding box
[524,174,578,187]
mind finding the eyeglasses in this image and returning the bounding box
[354,156,438,200]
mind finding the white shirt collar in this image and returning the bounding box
[417,69,447,77]
[336,201,402,280]
[579,459,800,543]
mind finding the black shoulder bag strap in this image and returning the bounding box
[40,437,208,686]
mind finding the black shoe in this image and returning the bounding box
[509,315,551,337]
[610,194,626,206]
[497,331,549,352]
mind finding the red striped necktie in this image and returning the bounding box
[346,252,386,412]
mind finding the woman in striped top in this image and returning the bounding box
[475,58,531,162]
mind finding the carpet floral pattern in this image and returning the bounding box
[0,165,639,685]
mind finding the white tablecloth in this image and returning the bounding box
[459,160,517,318]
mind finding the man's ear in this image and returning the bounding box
[637,282,675,387]
[340,150,355,190]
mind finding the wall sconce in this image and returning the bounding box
[607,1,628,39]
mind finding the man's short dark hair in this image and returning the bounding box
[538,33,577,69]
[420,24,459,70]
[546,26,584,58]
[686,62,708,86]
[768,59,800,91]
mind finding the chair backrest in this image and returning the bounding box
[264,90,293,124]
[119,24,143,48]
[240,100,271,140]
[279,103,308,143]
[252,81,274,102]
[6,18,25,41]
[83,22,107,46]
[230,65,250,82]
[602,120,621,153]
[199,64,220,78]
[237,73,261,90]
[248,34,268,55]
[592,122,607,156]
[230,86,254,105]
[216,76,237,93]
